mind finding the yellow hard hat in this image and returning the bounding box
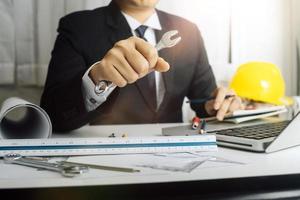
[229,62,293,105]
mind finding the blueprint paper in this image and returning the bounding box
[0,97,51,139]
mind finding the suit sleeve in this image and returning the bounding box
[186,25,217,117]
[40,17,117,132]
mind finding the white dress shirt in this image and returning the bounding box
[82,11,165,111]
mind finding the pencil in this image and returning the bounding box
[186,95,235,104]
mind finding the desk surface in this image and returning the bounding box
[1,120,300,199]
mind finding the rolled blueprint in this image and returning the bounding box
[0,97,51,139]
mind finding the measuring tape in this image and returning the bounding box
[0,135,217,157]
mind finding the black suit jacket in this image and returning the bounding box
[41,2,217,132]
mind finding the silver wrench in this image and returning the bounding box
[95,30,181,93]
[155,30,181,51]
[4,153,89,178]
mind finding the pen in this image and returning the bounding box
[186,95,235,104]
[199,119,206,134]
[61,161,141,173]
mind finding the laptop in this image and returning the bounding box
[162,112,300,153]
[206,112,300,153]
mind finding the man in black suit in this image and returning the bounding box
[41,0,243,132]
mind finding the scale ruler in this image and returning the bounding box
[0,135,217,157]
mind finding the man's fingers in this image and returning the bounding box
[113,56,139,84]
[106,48,139,84]
[228,97,242,112]
[133,37,158,69]
[204,99,217,116]
[213,87,227,110]
[153,57,170,72]
[217,96,242,120]
[204,86,244,119]
[214,87,236,110]
[104,64,127,87]
[125,50,149,78]
[93,36,169,87]
[216,98,233,120]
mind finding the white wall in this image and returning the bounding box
[157,0,295,95]
[231,0,294,95]
[157,0,232,85]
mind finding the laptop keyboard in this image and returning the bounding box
[208,121,290,140]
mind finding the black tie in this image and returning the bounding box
[135,25,157,110]
[135,25,148,41]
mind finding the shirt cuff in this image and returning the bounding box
[82,62,116,112]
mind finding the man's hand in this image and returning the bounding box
[204,86,244,120]
[89,36,170,87]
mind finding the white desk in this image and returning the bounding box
[1,121,300,190]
